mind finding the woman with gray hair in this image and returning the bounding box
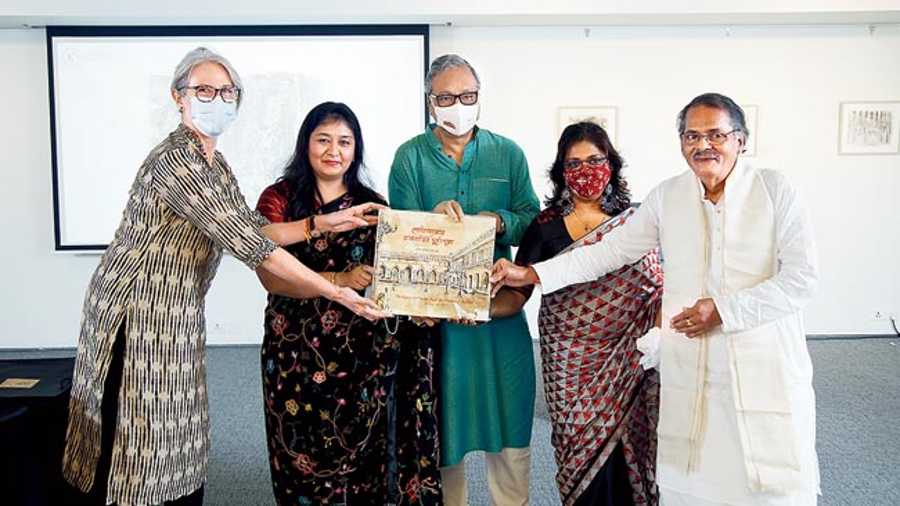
[62,47,387,506]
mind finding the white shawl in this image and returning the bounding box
[657,162,805,493]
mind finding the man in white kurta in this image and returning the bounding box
[492,93,820,505]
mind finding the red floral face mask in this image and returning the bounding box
[564,160,612,200]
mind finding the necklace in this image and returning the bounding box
[570,207,591,232]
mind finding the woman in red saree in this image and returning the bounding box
[510,122,662,506]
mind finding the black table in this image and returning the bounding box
[0,357,75,506]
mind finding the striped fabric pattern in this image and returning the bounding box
[63,124,277,506]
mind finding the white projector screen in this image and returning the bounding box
[47,26,429,250]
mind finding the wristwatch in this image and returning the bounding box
[309,215,322,238]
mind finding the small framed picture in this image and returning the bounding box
[838,101,900,155]
[558,106,618,144]
[740,104,758,157]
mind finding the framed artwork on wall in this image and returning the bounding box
[45,25,429,250]
[838,101,900,155]
[740,104,758,157]
[558,106,618,144]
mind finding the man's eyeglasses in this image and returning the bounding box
[430,91,479,108]
[563,156,608,171]
[181,85,241,103]
[680,129,740,146]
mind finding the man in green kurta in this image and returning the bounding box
[388,54,540,506]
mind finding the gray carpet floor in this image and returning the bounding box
[3,337,898,505]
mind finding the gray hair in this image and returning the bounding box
[676,92,749,144]
[424,54,481,95]
[171,47,244,108]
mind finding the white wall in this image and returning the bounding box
[2,0,899,26]
[432,24,900,338]
[1,23,898,348]
[0,28,268,348]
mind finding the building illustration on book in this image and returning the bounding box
[370,209,495,321]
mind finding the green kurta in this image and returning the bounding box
[389,126,540,467]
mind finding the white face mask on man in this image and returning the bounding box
[189,96,237,138]
[433,101,479,137]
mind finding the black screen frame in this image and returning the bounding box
[46,24,430,251]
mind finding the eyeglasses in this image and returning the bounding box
[680,129,739,146]
[181,85,241,103]
[563,156,608,171]
[429,91,479,108]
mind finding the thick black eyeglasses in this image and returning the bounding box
[181,85,241,103]
[429,91,479,108]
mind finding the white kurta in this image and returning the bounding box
[534,165,820,505]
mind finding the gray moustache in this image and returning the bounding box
[693,151,720,160]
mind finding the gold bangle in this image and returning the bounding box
[303,217,312,242]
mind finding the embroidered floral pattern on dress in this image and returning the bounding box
[256,185,442,505]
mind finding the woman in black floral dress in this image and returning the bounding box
[256,102,442,505]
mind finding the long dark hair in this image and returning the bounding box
[279,102,381,220]
[546,121,631,216]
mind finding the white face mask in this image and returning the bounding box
[432,102,479,137]
[189,96,237,138]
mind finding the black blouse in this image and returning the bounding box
[514,207,577,266]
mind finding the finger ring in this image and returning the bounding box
[686,318,693,326]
